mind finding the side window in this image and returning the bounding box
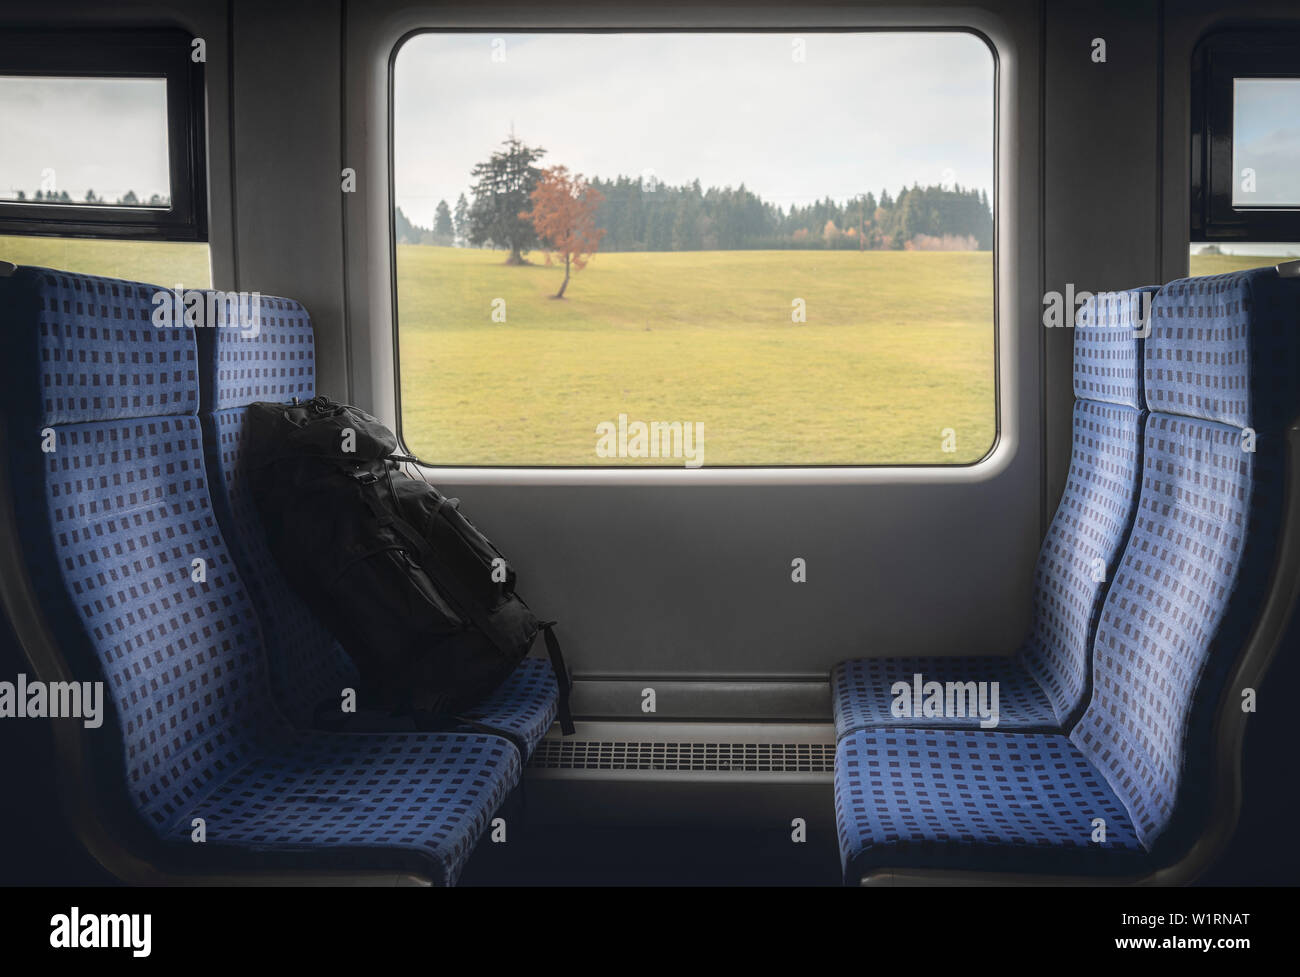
[0,30,209,286]
[392,32,996,468]
[1191,28,1300,266]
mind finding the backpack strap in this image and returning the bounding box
[539,622,576,735]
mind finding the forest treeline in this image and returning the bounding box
[398,179,992,253]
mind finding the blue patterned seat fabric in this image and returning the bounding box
[198,297,357,729]
[836,268,1300,880]
[186,731,517,879]
[0,267,520,884]
[196,293,558,759]
[832,287,1152,737]
[1070,269,1300,854]
[835,729,1145,875]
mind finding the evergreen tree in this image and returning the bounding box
[453,193,469,245]
[433,199,454,244]
[466,134,546,263]
[394,205,434,245]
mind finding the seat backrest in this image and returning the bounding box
[1018,287,1152,723]
[195,293,359,726]
[1070,267,1300,851]
[0,267,287,833]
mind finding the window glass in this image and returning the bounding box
[0,76,171,208]
[394,32,995,467]
[1232,78,1300,208]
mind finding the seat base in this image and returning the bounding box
[165,731,520,886]
[835,728,1147,883]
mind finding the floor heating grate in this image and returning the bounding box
[529,740,836,773]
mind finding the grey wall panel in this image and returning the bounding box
[1043,0,1161,514]
[443,478,1043,679]
[229,0,350,399]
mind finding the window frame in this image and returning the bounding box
[0,28,207,242]
[386,26,1003,472]
[1192,28,1300,243]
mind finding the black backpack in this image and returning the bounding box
[245,395,574,735]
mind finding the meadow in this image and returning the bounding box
[0,234,212,288]
[396,246,995,465]
[1,233,1286,467]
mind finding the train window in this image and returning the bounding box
[391,31,996,467]
[0,29,207,244]
[1192,30,1300,241]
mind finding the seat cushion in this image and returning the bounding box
[832,290,1150,740]
[39,415,288,829]
[1019,399,1142,721]
[205,408,359,727]
[832,656,1057,739]
[1071,268,1300,854]
[460,657,559,760]
[835,729,1146,881]
[165,731,518,885]
[1069,413,1251,849]
[1073,286,1150,407]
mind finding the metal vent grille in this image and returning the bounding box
[529,740,836,773]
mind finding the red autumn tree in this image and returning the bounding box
[521,166,606,299]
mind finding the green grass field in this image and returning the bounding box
[0,234,212,288]
[2,232,1288,467]
[397,246,995,465]
[1186,251,1299,276]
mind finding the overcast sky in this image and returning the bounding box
[0,76,170,203]
[395,32,994,229]
[1233,78,1300,207]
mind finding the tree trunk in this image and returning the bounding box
[506,244,524,265]
[554,254,571,299]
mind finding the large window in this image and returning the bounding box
[392,31,996,468]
